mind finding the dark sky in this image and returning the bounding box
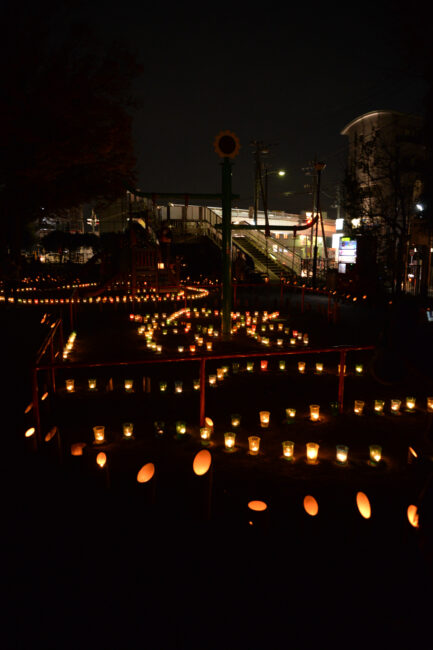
[24,1,431,214]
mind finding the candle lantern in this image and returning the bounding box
[390,399,401,414]
[290,338,296,345]
[369,444,382,465]
[303,334,309,345]
[277,338,283,346]
[159,381,167,392]
[154,420,165,436]
[231,414,241,428]
[66,379,75,392]
[427,397,433,411]
[309,404,320,421]
[298,361,306,374]
[315,362,323,374]
[306,442,319,464]
[374,399,384,414]
[282,440,295,460]
[174,381,183,393]
[285,408,296,422]
[224,432,236,451]
[355,364,363,374]
[246,361,254,372]
[405,397,416,412]
[189,345,196,354]
[122,422,134,440]
[177,346,184,353]
[176,421,187,437]
[259,411,270,428]
[124,379,133,392]
[217,368,224,381]
[88,378,97,391]
[206,341,213,351]
[208,374,217,387]
[297,332,303,341]
[93,425,105,444]
[278,323,284,331]
[248,436,261,455]
[222,366,229,376]
[279,360,286,371]
[200,426,212,445]
[354,400,365,415]
[336,445,349,465]
[260,360,268,371]
[193,379,200,391]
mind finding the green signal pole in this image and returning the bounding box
[221,157,232,339]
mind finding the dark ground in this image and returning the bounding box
[3,285,433,649]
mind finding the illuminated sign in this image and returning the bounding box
[338,239,357,264]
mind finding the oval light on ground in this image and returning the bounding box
[24,403,33,414]
[25,427,35,438]
[193,449,212,476]
[248,500,267,512]
[407,504,419,528]
[356,491,371,519]
[303,495,319,516]
[204,417,214,429]
[71,442,86,456]
[96,452,107,468]
[137,463,155,483]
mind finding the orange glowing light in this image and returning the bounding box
[24,403,33,414]
[137,463,155,483]
[41,392,49,401]
[248,500,267,512]
[44,427,57,442]
[407,504,419,528]
[71,442,86,456]
[25,427,35,438]
[193,449,212,476]
[96,452,107,468]
[356,492,371,519]
[303,495,319,516]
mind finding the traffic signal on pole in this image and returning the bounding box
[213,130,241,159]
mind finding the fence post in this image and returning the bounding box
[32,368,41,447]
[199,357,206,427]
[338,350,346,413]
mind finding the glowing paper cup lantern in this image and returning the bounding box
[159,381,167,392]
[124,379,133,392]
[427,397,433,412]
[259,411,270,428]
[246,361,254,372]
[70,442,86,456]
[200,426,212,445]
[224,432,236,451]
[231,414,241,428]
[176,421,186,437]
[88,379,97,391]
[374,399,384,414]
[356,492,371,519]
[390,399,401,414]
[174,381,183,393]
[315,362,323,374]
[282,440,294,460]
[279,360,286,371]
[285,408,296,422]
[369,444,382,465]
[405,397,416,412]
[355,364,363,374]
[248,436,261,455]
[137,463,155,483]
[306,442,319,464]
[122,422,134,440]
[93,426,105,444]
[298,361,306,374]
[66,379,75,392]
[208,375,217,387]
[154,420,165,436]
[193,449,212,476]
[336,444,349,465]
[260,360,268,371]
[354,400,365,415]
[217,368,224,381]
[309,405,320,422]
[193,379,200,391]
[303,495,319,516]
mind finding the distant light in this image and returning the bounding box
[278,170,286,177]
[416,203,424,211]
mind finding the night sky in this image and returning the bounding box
[21,1,431,214]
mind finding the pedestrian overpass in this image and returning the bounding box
[158,205,336,281]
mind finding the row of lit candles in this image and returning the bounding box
[90,423,383,466]
[62,331,77,360]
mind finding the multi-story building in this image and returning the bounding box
[341,110,429,294]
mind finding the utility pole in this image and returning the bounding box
[311,161,326,289]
